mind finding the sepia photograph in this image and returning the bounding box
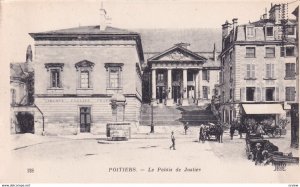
[0,0,299,184]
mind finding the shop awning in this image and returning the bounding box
[242,104,285,114]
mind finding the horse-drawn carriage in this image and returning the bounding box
[262,125,286,138]
[245,134,299,166]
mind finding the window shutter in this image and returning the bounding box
[240,88,246,101]
[261,87,265,101]
[252,64,255,78]
[275,87,279,101]
[207,70,210,81]
[272,64,275,78]
[292,63,296,77]
[266,64,270,78]
[256,87,261,102]
[246,64,251,78]
[291,87,295,101]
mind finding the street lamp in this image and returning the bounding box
[150,103,154,133]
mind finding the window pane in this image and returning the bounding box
[109,68,120,88]
[80,71,89,88]
[266,47,275,57]
[286,47,294,56]
[266,27,273,36]
[246,47,255,57]
[51,69,60,88]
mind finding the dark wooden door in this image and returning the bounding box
[80,107,91,133]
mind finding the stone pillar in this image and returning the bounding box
[151,69,157,106]
[197,70,202,106]
[166,69,173,106]
[182,69,189,106]
[195,70,199,100]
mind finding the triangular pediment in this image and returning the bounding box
[148,45,207,62]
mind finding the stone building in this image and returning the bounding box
[217,4,298,126]
[145,43,220,106]
[29,8,144,135]
[10,45,35,134]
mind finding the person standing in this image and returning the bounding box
[218,124,224,143]
[169,131,176,150]
[230,125,235,140]
[184,122,189,135]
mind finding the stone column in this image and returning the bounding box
[182,69,189,106]
[166,69,173,106]
[151,69,157,106]
[195,70,199,100]
[197,69,202,106]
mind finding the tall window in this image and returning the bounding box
[285,63,296,79]
[286,87,295,101]
[281,46,295,57]
[80,71,89,88]
[265,64,275,79]
[202,70,210,81]
[246,64,255,79]
[51,69,61,88]
[246,47,255,58]
[265,87,275,101]
[265,47,275,58]
[157,73,164,82]
[266,27,274,36]
[247,27,254,37]
[109,67,120,88]
[75,60,95,89]
[45,63,64,89]
[246,87,255,101]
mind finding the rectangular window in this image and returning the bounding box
[51,69,61,88]
[203,86,208,99]
[157,73,164,82]
[265,47,275,58]
[281,46,295,57]
[247,27,254,37]
[265,87,275,101]
[285,63,296,78]
[266,27,274,36]
[80,71,89,88]
[246,47,255,58]
[286,47,295,56]
[109,67,120,88]
[246,87,255,101]
[287,27,295,35]
[266,64,275,79]
[246,64,255,78]
[286,87,295,101]
[202,70,210,81]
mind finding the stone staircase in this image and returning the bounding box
[140,103,218,126]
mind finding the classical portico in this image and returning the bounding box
[148,44,207,106]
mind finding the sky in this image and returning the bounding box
[0,0,299,62]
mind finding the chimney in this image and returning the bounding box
[222,20,232,38]
[232,18,238,37]
[263,8,268,19]
[213,43,217,62]
[99,2,108,31]
[269,4,281,24]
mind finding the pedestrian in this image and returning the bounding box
[169,131,176,150]
[218,124,223,143]
[255,143,264,165]
[257,123,264,137]
[184,122,189,135]
[199,124,205,143]
[230,125,235,140]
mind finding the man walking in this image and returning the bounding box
[230,125,235,140]
[218,124,223,143]
[184,122,189,135]
[169,131,176,150]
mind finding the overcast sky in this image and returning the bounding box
[0,0,298,62]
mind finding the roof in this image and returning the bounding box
[10,63,28,81]
[242,104,285,114]
[34,25,138,35]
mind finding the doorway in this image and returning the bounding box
[15,112,34,133]
[172,86,180,103]
[80,107,91,133]
[157,86,166,103]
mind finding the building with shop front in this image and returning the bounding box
[217,4,298,126]
[29,8,144,135]
[146,43,220,106]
